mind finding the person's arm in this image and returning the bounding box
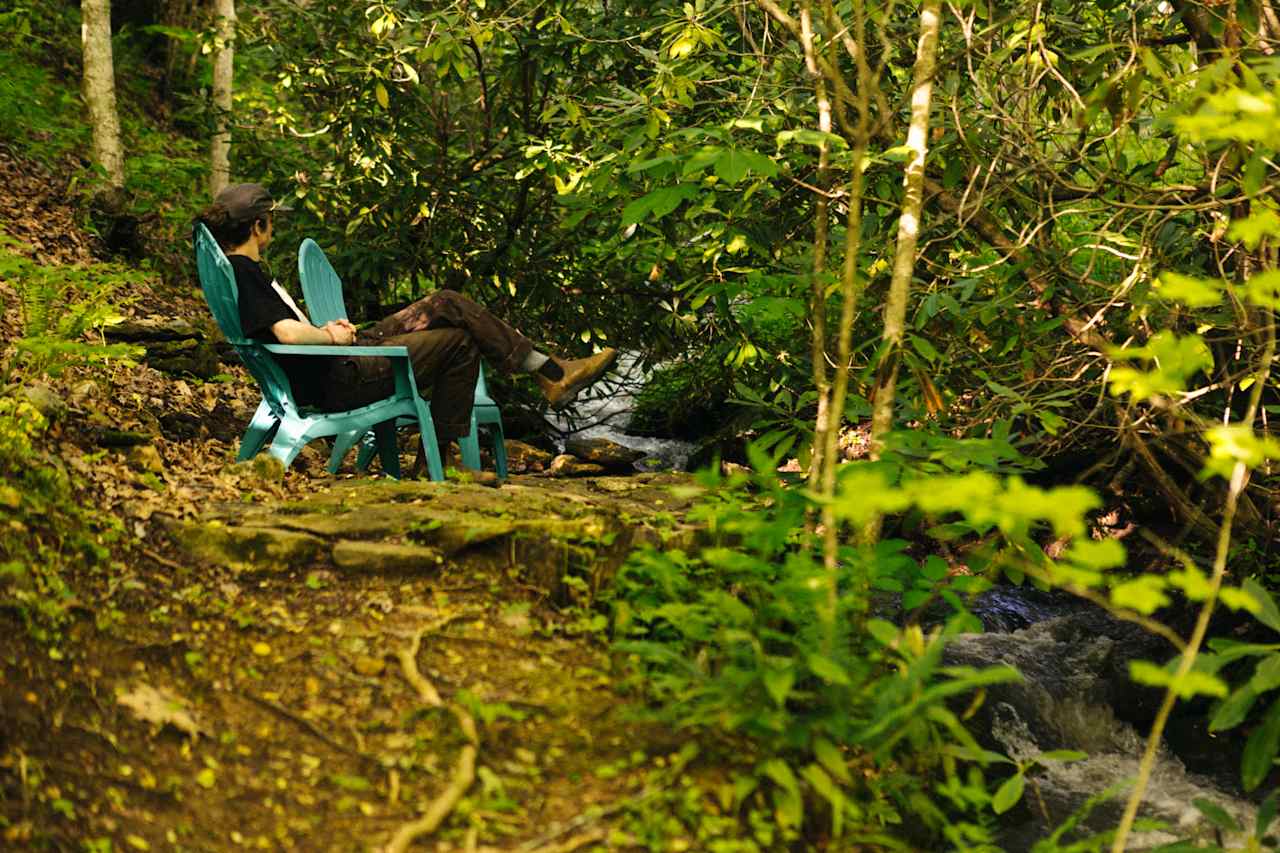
[271,318,356,345]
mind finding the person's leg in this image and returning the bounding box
[365,290,619,410]
[323,327,481,445]
[368,290,534,374]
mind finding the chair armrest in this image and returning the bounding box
[262,344,411,359]
[261,343,422,401]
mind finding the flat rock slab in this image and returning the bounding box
[170,473,700,598]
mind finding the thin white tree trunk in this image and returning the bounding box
[868,0,942,446]
[81,0,125,190]
[210,0,236,196]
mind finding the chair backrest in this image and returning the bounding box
[193,222,299,418]
[298,238,349,325]
[298,237,495,400]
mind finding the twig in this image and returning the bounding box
[514,795,644,852]
[240,691,380,768]
[139,546,188,573]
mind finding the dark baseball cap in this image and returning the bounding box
[215,183,293,222]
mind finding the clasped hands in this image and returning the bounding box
[320,319,357,345]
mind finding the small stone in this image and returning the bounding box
[352,655,385,677]
[21,383,66,422]
[548,454,606,478]
[127,444,165,475]
[504,439,554,473]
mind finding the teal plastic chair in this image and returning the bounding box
[193,223,445,481]
[298,238,508,478]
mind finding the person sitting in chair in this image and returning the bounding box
[196,182,616,471]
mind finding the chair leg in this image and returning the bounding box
[238,400,278,462]
[372,420,400,479]
[491,420,508,479]
[459,415,482,471]
[413,401,445,482]
[355,431,378,472]
[328,430,364,474]
[266,420,310,470]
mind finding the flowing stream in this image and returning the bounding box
[953,589,1257,850]
[547,351,698,471]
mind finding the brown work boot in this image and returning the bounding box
[536,347,619,410]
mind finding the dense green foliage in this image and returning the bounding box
[8,0,1280,847]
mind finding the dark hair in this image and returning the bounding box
[195,201,269,251]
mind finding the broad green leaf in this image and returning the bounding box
[1193,798,1241,833]
[866,619,900,648]
[1244,578,1280,633]
[1228,208,1280,249]
[1111,576,1170,615]
[1154,272,1224,308]
[1036,750,1087,763]
[375,82,389,109]
[807,653,852,686]
[812,737,852,783]
[762,665,794,707]
[1129,660,1228,698]
[1257,789,1279,836]
[761,759,803,827]
[1204,426,1280,480]
[1211,685,1257,732]
[1244,698,1280,790]
[1254,656,1280,693]
[992,773,1025,814]
[802,763,845,837]
[1246,270,1280,308]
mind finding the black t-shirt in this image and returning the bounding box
[229,254,329,407]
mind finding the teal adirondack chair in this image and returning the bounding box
[193,223,445,481]
[298,238,508,478]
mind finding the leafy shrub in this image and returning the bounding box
[606,445,1127,846]
[0,396,120,641]
[0,234,144,376]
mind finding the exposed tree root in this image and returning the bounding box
[383,617,481,853]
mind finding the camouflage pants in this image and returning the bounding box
[322,291,534,441]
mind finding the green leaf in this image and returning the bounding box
[807,653,852,686]
[715,148,750,184]
[1246,270,1280,308]
[375,82,389,109]
[992,773,1024,814]
[1154,272,1224,308]
[802,763,845,837]
[812,737,852,783]
[1244,579,1280,633]
[1257,789,1279,836]
[1129,660,1228,698]
[866,619,899,647]
[1035,750,1087,763]
[1253,656,1280,693]
[1192,798,1241,833]
[1210,685,1257,732]
[761,759,803,828]
[1111,576,1170,615]
[762,665,794,707]
[1242,697,1280,790]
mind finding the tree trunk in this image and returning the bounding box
[868,0,942,447]
[210,0,236,197]
[81,0,125,190]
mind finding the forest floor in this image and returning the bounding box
[0,149,709,851]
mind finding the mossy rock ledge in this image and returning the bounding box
[169,473,700,599]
